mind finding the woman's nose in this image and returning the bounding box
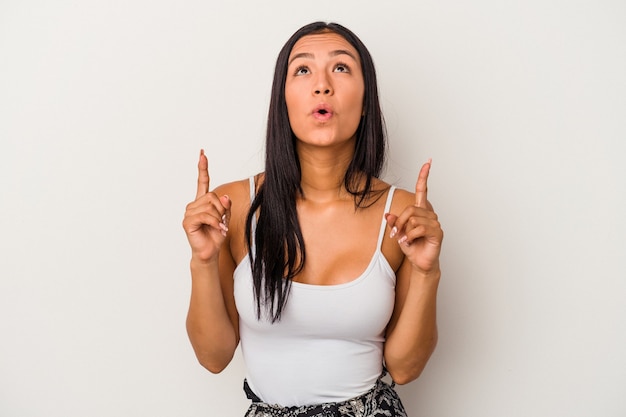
[313,74,333,95]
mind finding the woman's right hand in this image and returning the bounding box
[182,150,231,263]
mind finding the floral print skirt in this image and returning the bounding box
[243,374,408,417]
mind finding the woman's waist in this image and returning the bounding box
[242,344,384,407]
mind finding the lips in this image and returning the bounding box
[312,104,333,122]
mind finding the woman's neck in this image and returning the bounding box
[296,143,355,204]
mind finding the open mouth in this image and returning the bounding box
[313,105,333,121]
[313,108,333,121]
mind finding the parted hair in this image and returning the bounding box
[245,22,387,322]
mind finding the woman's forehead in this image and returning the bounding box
[289,32,360,62]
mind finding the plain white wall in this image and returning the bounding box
[1,0,624,416]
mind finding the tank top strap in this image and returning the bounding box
[248,176,256,202]
[376,186,396,250]
[248,176,257,254]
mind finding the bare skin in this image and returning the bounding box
[182,32,443,384]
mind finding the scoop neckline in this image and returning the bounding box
[234,250,393,291]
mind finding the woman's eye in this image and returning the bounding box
[334,63,350,73]
[294,66,309,75]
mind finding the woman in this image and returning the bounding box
[183,22,443,416]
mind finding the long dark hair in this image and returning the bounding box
[245,22,387,322]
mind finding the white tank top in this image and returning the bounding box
[233,178,397,406]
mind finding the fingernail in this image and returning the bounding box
[219,222,228,232]
[390,227,397,238]
[398,235,408,246]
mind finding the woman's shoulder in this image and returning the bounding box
[372,178,415,209]
[213,177,250,199]
[212,175,253,215]
[212,173,266,221]
[212,175,263,259]
[373,179,417,272]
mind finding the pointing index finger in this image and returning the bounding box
[196,149,210,199]
[415,158,432,208]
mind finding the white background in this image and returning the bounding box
[1,1,625,416]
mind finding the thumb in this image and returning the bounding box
[220,195,232,226]
[385,213,398,229]
[220,194,231,209]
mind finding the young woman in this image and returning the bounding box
[183,22,443,416]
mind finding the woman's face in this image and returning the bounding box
[285,32,365,150]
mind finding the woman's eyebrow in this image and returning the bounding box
[329,49,357,61]
[288,52,314,66]
[288,49,358,66]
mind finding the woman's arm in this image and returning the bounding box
[186,244,240,373]
[383,258,440,384]
[183,150,240,373]
[383,160,443,384]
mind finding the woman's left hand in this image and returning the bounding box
[385,160,444,273]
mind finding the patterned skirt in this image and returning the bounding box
[243,374,408,417]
